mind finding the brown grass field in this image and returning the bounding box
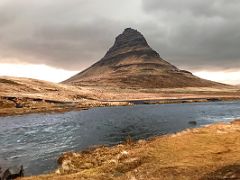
[1,76,240,116]
[21,120,240,180]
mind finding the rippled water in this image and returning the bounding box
[1,101,240,175]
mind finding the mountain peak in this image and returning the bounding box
[64,28,223,89]
[121,27,145,38]
[118,28,148,44]
[104,28,150,58]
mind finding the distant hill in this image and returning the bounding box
[0,76,94,101]
[64,28,226,88]
[0,76,104,116]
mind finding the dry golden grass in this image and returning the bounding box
[1,76,240,116]
[0,76,132,116]
[22,120,240,180]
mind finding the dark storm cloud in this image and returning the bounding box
[4,19,124,69]
[141,0,240,70]
[0,0,133,70]
[0,0,240,71]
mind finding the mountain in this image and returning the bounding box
[64,28,225,88]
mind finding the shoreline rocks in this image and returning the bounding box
[0,165,24,180]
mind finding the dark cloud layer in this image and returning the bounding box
[142,0,240,70]
[0,0,132,70]
[0,0,240,71]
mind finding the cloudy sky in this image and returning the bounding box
[0,0,240,84]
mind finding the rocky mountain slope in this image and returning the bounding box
[64,28,226,88]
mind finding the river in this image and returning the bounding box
[0,101,240,175]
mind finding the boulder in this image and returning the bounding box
[0,165,24,180]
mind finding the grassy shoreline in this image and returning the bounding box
[21,120,240,180]
[1,96,240,117]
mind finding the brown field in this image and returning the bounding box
[1,76,240,116]
[0,76,130,116]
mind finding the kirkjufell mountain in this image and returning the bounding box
[64,28,224,88]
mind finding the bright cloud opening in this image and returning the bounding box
[0,63,78,83]
[194,71,240,85]
[0,63,240,85]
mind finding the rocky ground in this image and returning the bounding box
[21,119,240,180]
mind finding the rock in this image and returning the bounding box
[137,139,147,144]
[117,151,129,161]
[61,160,72,171]
[55,169,61,174]
[0,165,24,180]
[188,121,197,125]
[16,103,24,108]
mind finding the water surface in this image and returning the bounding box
[0,101,240,175]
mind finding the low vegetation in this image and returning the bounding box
[22,120,240,180]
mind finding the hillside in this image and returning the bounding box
[0,76,129,116]
[0,76,96,101]
[64,28,226,88]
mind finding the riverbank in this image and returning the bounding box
[0,96,130,117]
[21,120,240,180]
[1,95,240,117]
